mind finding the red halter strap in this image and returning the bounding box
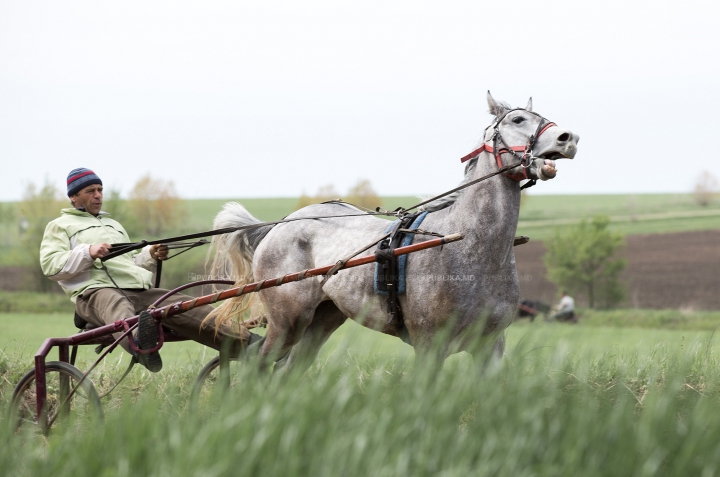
[536,121,556,137]
[459,120,557,182]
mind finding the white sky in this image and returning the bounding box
[1,0,718,201]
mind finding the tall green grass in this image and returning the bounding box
[6,308,720,363]
[3,324,720,476]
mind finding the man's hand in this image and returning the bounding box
[149,244,169,261]
[89,243,112,259]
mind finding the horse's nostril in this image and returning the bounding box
[557,132,570,142]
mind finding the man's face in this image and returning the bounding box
[70,184,103,216]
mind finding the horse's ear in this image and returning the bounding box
[487,91,507,117]
[525,97,533,112]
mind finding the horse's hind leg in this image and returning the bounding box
[273,301,347,375]
[257,315,310,373]
[256,283,325,372]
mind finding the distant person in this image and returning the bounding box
[550,291,576,323]
[39,168,252,372]
[18,215,29,235]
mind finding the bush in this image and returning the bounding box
[543,215,627,308]
[17,181,66,292]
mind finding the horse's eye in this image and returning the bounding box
[512,116,525,124]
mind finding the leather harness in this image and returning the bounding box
[374,212,423,345]
[459,109,557,187]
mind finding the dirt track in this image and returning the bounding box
[514,229,720,310]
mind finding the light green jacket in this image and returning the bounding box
[40,208,154,302]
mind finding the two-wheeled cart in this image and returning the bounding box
[9,233,462,433]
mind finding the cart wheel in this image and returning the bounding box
[189,356,241,409]
[9,361,103,434]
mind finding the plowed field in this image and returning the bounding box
[514,229,720,310]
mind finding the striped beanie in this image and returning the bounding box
[67,168,102,197]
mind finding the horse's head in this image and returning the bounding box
[478,91,579,182]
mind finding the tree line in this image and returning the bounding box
[13,174,182,292]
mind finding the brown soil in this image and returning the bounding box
[514,229,720,310]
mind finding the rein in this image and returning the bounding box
[105,108,558,262]
[102,211,394,261]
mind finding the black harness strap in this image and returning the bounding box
[374,212,421,342]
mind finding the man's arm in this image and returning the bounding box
[134,244,168,271]
[39,222,110,281]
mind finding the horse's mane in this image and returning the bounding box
[418,157,478,213]
[419,104,517,213]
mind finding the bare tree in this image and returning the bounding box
[694,171,719,207]
[296,180,382,211]
[345,179,381,210]
[127,174,183,236]
[296,184,341,210]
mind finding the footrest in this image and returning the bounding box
[136,311,163,372]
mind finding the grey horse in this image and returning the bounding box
[209,92,579,372]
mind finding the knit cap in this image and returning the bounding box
[67,168,102,197]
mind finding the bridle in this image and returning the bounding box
[459,108,556,183]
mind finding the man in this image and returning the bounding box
[40,168,251,372]
[550,291,576,323]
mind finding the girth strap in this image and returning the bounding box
[374,212,425,343]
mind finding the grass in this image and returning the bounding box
[4,321,720,475]
[0,291,75,314]
[4,308,720,368]
[0,313,212,365]
[518,192,720,221]
[577,308,720,331]
[517,193,720,240]
[517,212,720,241]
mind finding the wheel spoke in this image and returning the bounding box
[9,362,103,433]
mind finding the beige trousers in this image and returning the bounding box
[76,288,250,356]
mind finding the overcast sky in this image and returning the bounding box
[1,0,718,201]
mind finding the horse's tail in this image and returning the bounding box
[204,202,273,329]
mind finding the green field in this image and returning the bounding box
[516,193,720,240]
[5,307,720,365]
[140,193,720,239]
[4,317,720,476]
